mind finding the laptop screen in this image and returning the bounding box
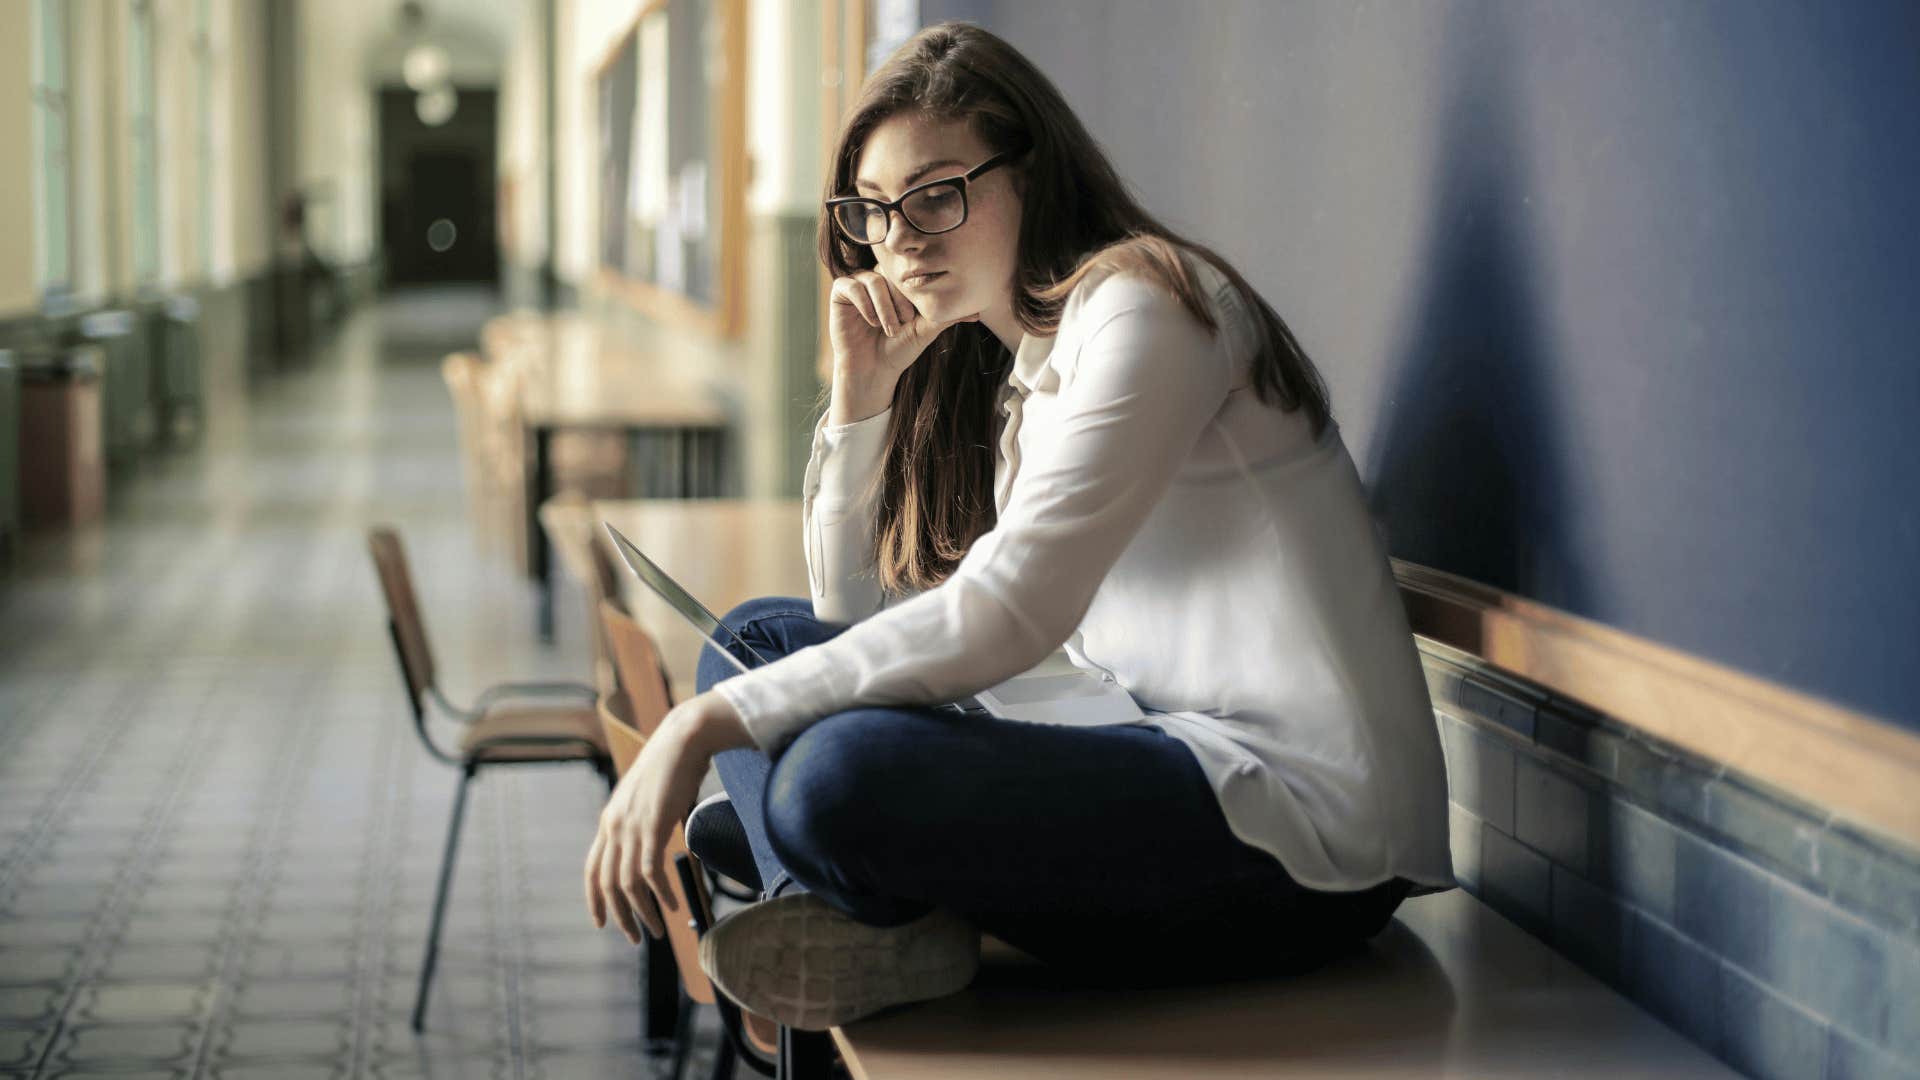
[602,522,769,674]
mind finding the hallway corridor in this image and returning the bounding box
[0,291,712,1079]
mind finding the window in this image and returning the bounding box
[129,0,161,288]
[195,0,216,280]
[31,0,73,308]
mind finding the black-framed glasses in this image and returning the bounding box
[826,150,1019,246]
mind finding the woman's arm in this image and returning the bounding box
[802,406,892,623]
[715,273,1232,752]
[805,269,969,623]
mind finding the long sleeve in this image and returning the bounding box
[801,407,892,624]
[714,275,1232,754]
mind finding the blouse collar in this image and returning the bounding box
[1007,330,1056,397]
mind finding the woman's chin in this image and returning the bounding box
[912,297,943,321]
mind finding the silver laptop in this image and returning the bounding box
[601,522,1145,727]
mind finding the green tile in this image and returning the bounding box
[1438,714,1516,833]
[1515,756,1598,876]
[1479,825,1551,939]
[1718,962,1828,1080]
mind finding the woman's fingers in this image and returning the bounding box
[641,834,678,920]
[588,826,669,944]
[583,831,608,927]
[618,841,666,941]
[604,842,643,943]
[886,277,917,329]
[859,274,903,337]
[833,277,881,330]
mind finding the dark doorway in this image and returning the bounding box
[379,87,499,286]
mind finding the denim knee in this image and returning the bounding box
[694,595,816,695]
[761,714,891,883]
[718,594,816,628]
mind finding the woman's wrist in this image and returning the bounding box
[829,369,897,426]
[676,689,756,756]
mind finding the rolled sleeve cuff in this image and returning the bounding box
[812,407,893,508]
[709,646,845,756]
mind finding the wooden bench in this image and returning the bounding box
[826,889,1738,1079]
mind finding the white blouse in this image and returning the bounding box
[712,254,1455,892]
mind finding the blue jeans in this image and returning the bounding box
[699,596,1410,984]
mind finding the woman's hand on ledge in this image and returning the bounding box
[582,690,754,944]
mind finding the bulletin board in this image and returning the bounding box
[592,0,746,337]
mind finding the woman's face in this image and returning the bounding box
[851,112,1023,341]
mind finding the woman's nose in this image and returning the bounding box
[881,209,925,253]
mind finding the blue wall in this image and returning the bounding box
[926,0,1920,730]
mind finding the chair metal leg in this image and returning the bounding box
[778,1026,835,1080]
[412,764,476,1031]
[646,923,682,1053]
[675,854,779,1078]
[668,991,697,1080]
[708,1029,738,1080]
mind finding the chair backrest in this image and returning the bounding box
[587,522,625,619]
[585,521,628,693]
[538,492,628,693]
[596,691,718,1006]
[599,600,675,736]
[367,526,436,708]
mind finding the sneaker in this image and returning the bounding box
[697,892,980,1031]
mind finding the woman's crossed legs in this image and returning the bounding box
[697,595,1406,984]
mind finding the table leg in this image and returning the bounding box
[680,428,695,498]
[625,429,644,498]
[529,425,554,642]
[669,426,684,498]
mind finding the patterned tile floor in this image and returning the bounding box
[0,289,728,1079]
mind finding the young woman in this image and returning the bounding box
[584,21,1453,1031]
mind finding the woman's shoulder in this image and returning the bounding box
[1058,242,1247,358]
[1062,246,1219,328]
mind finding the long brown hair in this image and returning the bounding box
[821,21,1331,597]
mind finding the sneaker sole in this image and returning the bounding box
[699,892,980,1031]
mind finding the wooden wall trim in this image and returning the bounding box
[1393,559,1920,854]
[814,0,869,383]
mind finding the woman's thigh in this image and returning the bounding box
[695,595,840,695]
[761,708,1364,977]
[693,598,1402,977]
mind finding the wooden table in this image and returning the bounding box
[505,324,733,640]
[551,498,807,702]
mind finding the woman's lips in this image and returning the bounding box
[902,270,948,287]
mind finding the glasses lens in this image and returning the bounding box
[902,183,965,234]
[834,202,887,244]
